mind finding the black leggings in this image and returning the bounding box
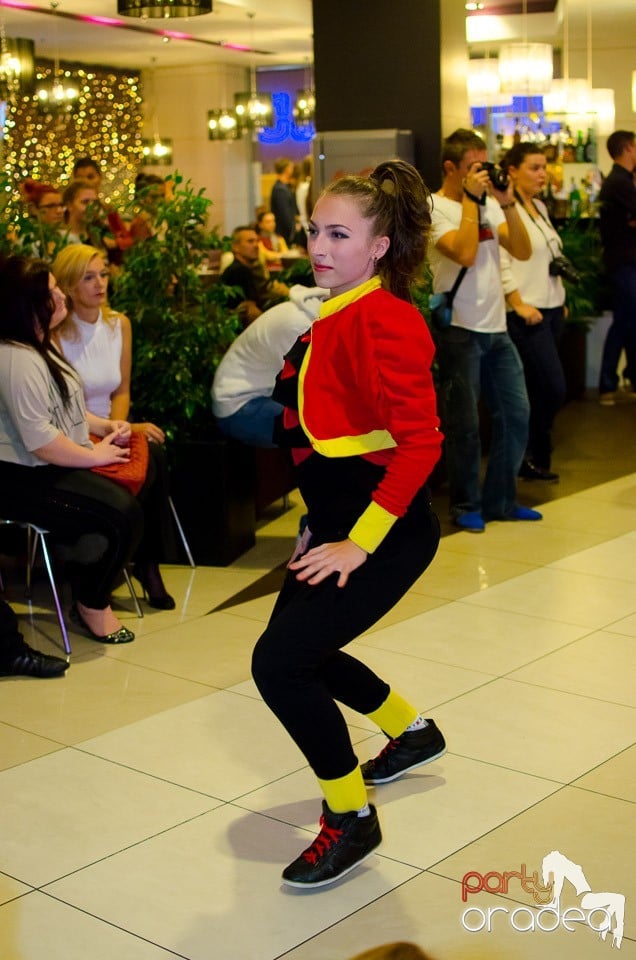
[0,461,143,609]
[252,455,440,781]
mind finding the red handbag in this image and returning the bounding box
[89,431,149,496]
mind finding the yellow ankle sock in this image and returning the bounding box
[317,766,368,814]
[366,690,418,739]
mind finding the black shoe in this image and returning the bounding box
[518,459,559,483]
[0,640,69,678]
[70,604,135,644]
[281,801,382,888]
[361,720,446,785]
[132,563,176,610]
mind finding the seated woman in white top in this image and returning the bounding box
[0,254,141,645]
[52,245,176,610]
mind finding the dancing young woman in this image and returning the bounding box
[252,160,446,888]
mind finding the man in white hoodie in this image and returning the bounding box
[212,285,328,447]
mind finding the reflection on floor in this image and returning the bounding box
[0,397,635,960]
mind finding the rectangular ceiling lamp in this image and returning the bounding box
[117,1,212,17]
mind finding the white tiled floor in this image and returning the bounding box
[1,478,635,960]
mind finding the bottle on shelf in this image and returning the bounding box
[513,117,522,146]
[575,130,585,163]
[584,128,597,164]
[562,126,576,163]
[569,178,582,218]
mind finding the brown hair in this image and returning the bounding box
[321,159,431,302]
[348,942,434,960]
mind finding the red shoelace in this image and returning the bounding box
[302,816,343,864]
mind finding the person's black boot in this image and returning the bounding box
[361,720,446,785]
[282,801,382,888]
[0,639,68,678]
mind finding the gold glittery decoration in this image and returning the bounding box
[2,60,143,205]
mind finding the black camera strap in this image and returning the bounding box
[448,266,468,305]
[514,190,563,260]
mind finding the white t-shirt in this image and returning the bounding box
[212,285,328,419]
[500,198,566,309]
[0,343,91,467]
[428,194,507,333]
[59,311,123,419]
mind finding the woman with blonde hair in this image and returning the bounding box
[52,244,176,609]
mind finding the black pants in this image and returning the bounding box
[136,442,178,564]
[252,455,440,781]
[0,598,25,658]
[0,461,143,609]
[507,307,566,469]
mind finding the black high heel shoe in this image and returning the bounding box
[132,562,176,610]
[70,604,135,644]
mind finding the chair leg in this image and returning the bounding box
[37,531,71,657]
[169,495,195,568]
[123,567,144,618]
[25,525,37,597]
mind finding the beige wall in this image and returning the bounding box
[142,62,256,236]
[440,0,471,140]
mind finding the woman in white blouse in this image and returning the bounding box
[500,143,567,483]
[53,245,176,609]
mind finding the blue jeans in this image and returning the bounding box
[434,327,529,519]
[215,396,283,448]
[599,263,636,393]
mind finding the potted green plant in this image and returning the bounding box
[111,174,254,565]
[557,217,606,399]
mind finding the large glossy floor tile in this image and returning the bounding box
[45,805,419,960]
[78,689,318,799]
[441,520,608,565]
[358,602,587,675]
[573,745,636,803]
[461,566,636,629]
[0,721,64,772]
[547,531,636,583]
[237,755,559,872]
[281,870,636,960]
[433,786,636,946]
[537,495,636,538]
[574,476,636,505]
[410,548,536,600]
[102,610,257,688]
[0,892,179,959]
[0,655,213,744]
[0,873,31,907]
[509,631,636,707]
[433,679,635,781]
[606,612,636,636]
[361,591,447,635]
[0,748,219,886]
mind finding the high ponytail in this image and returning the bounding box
[321,159,431,302]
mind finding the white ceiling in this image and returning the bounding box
[0,0,633,73]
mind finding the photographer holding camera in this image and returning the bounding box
[428,128,541,532]
[499,142,568,484]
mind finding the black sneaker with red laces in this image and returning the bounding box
[361,719,446,785]
[281,801,382,888]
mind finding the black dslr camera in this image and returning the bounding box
[480,161,509,192]
[549,256,581,285]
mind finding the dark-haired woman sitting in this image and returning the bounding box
[0,255,142,644]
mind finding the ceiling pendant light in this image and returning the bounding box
[234,13,272,131]
[35,2,79,116]
[117,0,213,17]
[498,0,553,95]
[467,57,512,108]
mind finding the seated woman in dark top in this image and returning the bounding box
[0,255,142,645]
